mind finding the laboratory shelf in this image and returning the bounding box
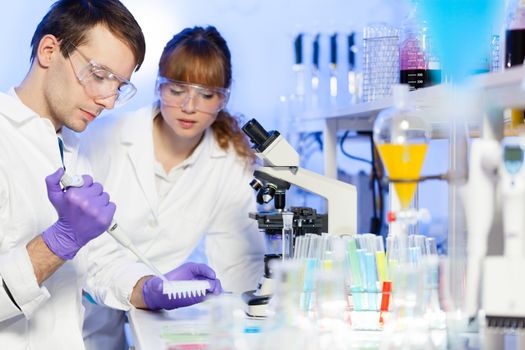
[296,65,525,177]
[298,65,525,127]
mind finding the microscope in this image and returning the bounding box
[240,118,357,317]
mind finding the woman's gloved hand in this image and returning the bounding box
[142,262,223,310]
[42,168,116,260]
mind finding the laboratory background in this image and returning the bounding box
[4,0,525,349]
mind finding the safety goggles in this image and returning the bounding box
[156,77,230,114]
[68,46,137,107]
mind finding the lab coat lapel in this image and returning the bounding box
[0,92,62,169]
[122,107,159,220]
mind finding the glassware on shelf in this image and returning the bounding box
[418,0,504,83]
[362,23,400,102]
[346,32,362,104]
[506,0,525,68]
[505,0,525,126]
[399,0,441,90]
[490,34,501,72]
[293,33,306,101]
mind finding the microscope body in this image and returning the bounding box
[243,119,357,236]
[240,119,357,317]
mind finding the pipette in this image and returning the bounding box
[59,173,209,299]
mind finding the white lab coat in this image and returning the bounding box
[0,90,152,350]
[79,104,265,349]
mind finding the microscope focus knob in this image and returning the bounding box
[250,178,263,191]
[261,184,277,203]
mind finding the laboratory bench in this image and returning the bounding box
[127,301,525,349]
[127,300,267,350]
[126,301,382,350]
[126,296,453,350]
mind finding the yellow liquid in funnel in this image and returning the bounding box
[377,144,428,209]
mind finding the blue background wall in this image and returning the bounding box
[1,0,451,237]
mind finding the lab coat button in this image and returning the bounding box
[148,219,158,228]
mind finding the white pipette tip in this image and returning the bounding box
[60,173,85,189]
[59,173,211,300]
[107,219,211,300]
[162,280,211,300]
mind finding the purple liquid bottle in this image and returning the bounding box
[506,0,525,68]
[399,0,441,90]
[506,0,525,124]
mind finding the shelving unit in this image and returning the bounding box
[292,65,525,178]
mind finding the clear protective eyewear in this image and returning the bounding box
[67,45,137,107]
[156,77,230,114]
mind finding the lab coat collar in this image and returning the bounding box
[117,104,233,219]
[0,88,41,125]
[120,103,229,161]
[3,88,81,153]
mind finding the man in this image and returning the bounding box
[0,1,221,349]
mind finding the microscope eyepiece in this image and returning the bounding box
[242,119,269,146]
[242,118,280,153]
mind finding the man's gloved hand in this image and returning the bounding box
[42,168,116,260]
[143,262,223,310]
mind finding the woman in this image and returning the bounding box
[79,26,265,349]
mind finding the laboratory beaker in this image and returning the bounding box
[208,294,248,350]
[400,0,441,90]
[438,256,471,350]
[315,269,352,350]
[381,261,437,350]
[258,260,318,350]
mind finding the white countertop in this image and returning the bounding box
[127,298,266,350]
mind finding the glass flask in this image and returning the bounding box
[373,84,431,212]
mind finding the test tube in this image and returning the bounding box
[375,236,388,282]
[282,211,294,259]
[345,237,364,311]
[425,237,437,255]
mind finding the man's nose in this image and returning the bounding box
[94,94,117,110]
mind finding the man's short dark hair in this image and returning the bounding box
[30,0,145,71]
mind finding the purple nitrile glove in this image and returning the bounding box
[142,262,223,310]
[41,168,116,260]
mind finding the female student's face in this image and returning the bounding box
[158,79,228,143]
